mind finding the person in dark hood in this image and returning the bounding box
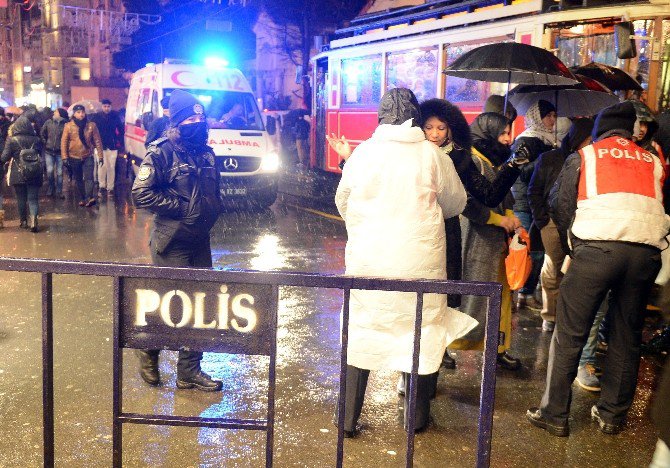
[528,101,667,437]
[41,108,69,199]
[131,89,224,393]
[451,112,524,371]
[0,116,43,231]
[484,94,518,123]
[528,118,593,333]
[630,99,658,154]
[144,96,170,148]
[655,110,670,216]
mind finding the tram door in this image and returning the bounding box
[313,58,328,170]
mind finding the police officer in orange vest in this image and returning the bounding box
[527,101,669,437]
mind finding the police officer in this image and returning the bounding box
[527,101,669,436]
[131,89,223,391]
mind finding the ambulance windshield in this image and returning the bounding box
[164,89,263,131]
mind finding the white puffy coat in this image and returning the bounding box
[335,120,478,374]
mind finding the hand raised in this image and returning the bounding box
[326,133,352,160]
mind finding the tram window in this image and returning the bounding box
[341,55,382,108]
[386,47,439,102]
[445,40,510,105]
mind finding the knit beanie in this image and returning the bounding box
[169,89,205,127]
[537,99,556,119]
[160,96,170,110]
[72,104,85,113]
[593,101,637,139]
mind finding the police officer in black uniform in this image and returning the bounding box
[132,89,223,391]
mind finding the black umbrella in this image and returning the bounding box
[508,74,619,117]
[570,62,642,91]
[444,43,579,86]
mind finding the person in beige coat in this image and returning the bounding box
[61,104,103,207]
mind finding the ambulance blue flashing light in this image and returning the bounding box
[204,57,230,69]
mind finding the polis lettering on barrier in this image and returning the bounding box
[596,147,654,163]
[134,285,258,333]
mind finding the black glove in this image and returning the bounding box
[449,147,473,176]
[506,144,531,168]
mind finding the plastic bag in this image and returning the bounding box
[655,236,670,285]
[505,228,532,290]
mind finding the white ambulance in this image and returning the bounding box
[125,60,280,208]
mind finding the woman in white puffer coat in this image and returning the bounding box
[335,88,477,436]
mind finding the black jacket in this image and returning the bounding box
[528,118,594,230]
[40,117,67,153]
[1,117,43,186]
[91,111,124,150]
[145,116,169,148]
[511,136,553,212]
[131,138,224,253]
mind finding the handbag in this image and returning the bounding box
[505,227,532,290]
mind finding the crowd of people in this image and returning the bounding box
[328,88,670,465]
[0,100,125,231]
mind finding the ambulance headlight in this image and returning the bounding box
[260,151,280,172]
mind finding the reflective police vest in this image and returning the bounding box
[572,136,669,249]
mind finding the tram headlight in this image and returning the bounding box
[260,151,280,172]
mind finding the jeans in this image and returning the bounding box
[14,184,39,221]
[44,151,63,195]
[69,157,95,202]
[579,295,608,368]
[515,210,543,294]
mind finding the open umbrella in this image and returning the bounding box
[444,42,579,87]
[68,99,103,116]
[507,74,620,117]
[4,105,23,115]
[570,62,642,91]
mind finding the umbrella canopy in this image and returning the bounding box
[508,74,619,117]
[4,105,23,115]
[570,62,642,91]
[68,99,103,116]
[444,43,578,86]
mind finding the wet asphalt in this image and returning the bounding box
[0,180,666,468]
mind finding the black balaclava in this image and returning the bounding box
[378,88,421,126]
[470,112,511,166]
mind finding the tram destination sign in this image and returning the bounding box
[120,277,274,355]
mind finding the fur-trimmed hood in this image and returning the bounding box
[419,98,471,151]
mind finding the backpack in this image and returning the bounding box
[16,139,42,182]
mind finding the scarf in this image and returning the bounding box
[518,101,557,147]
[74,116,89,149]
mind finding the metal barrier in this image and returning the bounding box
[0,256,501,467]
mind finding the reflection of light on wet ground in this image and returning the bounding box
[250,234,286,271]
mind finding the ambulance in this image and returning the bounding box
[125,60,280,209]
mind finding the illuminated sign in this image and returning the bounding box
[121,278,274,355]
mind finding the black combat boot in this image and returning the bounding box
[135,350,160,386]
[176,370,223,392]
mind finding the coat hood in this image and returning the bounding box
[518,100,557,147]
[419,98,471,150]
[629,99,659,144]
[470,112,511,166]
[378,88,421,126]
[483,95,517,122]
[11,116,36,136]
[372,118,426,143]
[560,118,593,156]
